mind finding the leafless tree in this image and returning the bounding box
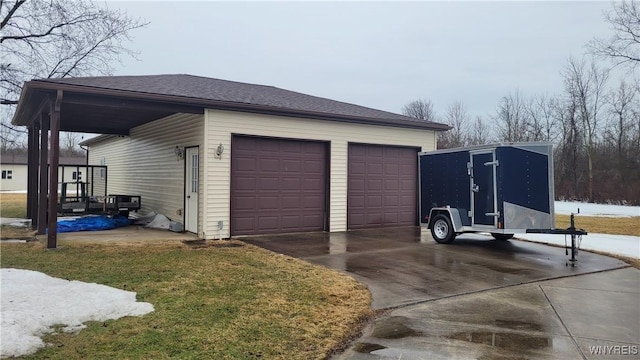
[606,80,638,156]
[60,131,81,155]
[562,57,610,201]
[0,0,147,144]
[589,0,640,71]
[526,94,561,142]
[555,96,585,200]
[493,90,530,142]
[401,99,438,122]
[0,103,25,150]
[605,80,639,199]
[438,101,470,148]
[467,116,491,146]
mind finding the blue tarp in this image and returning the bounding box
[52,215,132,233]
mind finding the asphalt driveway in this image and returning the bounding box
[243,227,639,359]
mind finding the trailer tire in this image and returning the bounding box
[431,214,456,244]
[491,233,514,241]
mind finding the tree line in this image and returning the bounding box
[403,1,640,205]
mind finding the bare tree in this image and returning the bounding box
[557,97,581,199]
[493,90,530,142]
[527,94,561,142]
[1,0,147,143]
[562,57,610,201]
[468,116,491,146]
[401,99,438,122]
[606,80,637,157]
[596,79,640,203]
[438,101,469,148]
[0,103,25,150]
[60,131,82,155]
[589,0,640,70]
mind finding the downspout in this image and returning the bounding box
[79,142,89,197]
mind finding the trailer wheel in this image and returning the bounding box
[491,233,514,241]
[431,214,456,244]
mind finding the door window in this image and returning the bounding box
[191,153,198,193]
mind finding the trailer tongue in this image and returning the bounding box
[419,142,586,265]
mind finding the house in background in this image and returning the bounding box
[12,74,450,241]
[0,153,86,192]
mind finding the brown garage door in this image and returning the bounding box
[348,143,418,229]
[231,136,327,235]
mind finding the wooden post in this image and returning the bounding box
[27,123,38,228]
[37,114,49,235]
[47,90,63,248]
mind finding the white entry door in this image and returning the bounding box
[185,147,199,233]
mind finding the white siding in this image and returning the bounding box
[0,164,27,191]
[88,113,205,235]
[204,109,436,239]
[1,164,98,193]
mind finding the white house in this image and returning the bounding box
[13,74,450,240]
[1,153,85,192]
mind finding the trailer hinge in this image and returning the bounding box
[484,160,499,166]
[468,210,472,218]
[485,212,500,217]
[466,162,472,176]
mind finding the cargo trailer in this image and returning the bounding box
[419,142,587,265]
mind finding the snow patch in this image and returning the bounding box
[555,201,640,218]
[0,269,154,358]
[517,233,640,259]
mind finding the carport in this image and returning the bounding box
[11,80,205,248]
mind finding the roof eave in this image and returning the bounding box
[14,80,451,131]
[11,81,41,127]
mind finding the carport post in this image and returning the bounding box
[27,122,38,228]
[47,91,62,248]
[37,114,49,235]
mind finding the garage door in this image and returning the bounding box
[231,136,327,235]
[348,144,418,229]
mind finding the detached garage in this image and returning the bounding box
[12,74,450,241]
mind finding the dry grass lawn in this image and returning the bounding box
[1,240,371,359]
[0,192,27,218]
[0,225,36,239]
[556,214,640,237]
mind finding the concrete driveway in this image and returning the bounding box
[243,227,639,359]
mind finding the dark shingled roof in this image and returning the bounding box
[32,74,449,130]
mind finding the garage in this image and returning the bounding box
[231,135,328,235]
[348,143,418,229]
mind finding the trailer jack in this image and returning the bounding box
[526,212,587,267]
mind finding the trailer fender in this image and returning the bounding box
[428,207,463,232]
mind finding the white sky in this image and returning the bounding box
[105,0,621,120]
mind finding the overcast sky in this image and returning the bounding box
[107,1,619,121]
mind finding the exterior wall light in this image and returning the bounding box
[174,146,184,161]
[216,143,224,158]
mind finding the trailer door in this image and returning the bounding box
[470,150,498,227]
